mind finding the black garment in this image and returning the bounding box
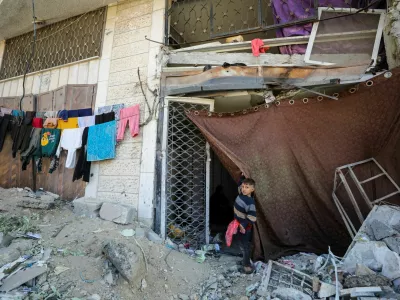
[68,108,93,118]
[23,111,35,125]
[12,123,32,158]
[95,112,115,125]
[73,127,91,182]
[20,128,41,171]
[237,229,252,267]
[0,115,12,152]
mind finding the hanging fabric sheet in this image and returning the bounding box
[186,68,400,260]
[87,120,116,162]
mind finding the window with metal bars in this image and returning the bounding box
[0,7,106,80]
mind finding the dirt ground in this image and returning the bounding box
[0,187,263,300]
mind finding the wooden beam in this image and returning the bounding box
[164,65,369,95]
[173,30,377,53]
[167,53,372,67]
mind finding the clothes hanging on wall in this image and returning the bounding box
[43,118,58,129]
[1,108,13,115]
[57,117,79,129]
[12,123,32,158]
[117,105,140,141]
[68,108,93,118]
[78,116,95,128]
[95,112,115,125]
[73,127,91,182]
[41,128,61,157]
[87,120,116,161]
[56,128,84,169]
[96,104,125,121]
[24,112,35,125]
[44,111,58,118]
[0,115,12,152]
[32,118,43,128]
[20,128,42,171]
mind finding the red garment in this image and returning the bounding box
[251,39,266,57]
[32,118,43,128]
[225,219,240,247]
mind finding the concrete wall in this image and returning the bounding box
[385,0,400,69]
[0,0,165,227]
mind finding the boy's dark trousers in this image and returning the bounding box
[237,229,252,267]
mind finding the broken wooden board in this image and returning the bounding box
[0,265,47,292]
[164,65,369,96]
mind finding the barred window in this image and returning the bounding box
[0,7,106,80]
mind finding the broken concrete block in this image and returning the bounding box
[102,241,144,285]
[17,198,54,210]
[342,241,400,279]
[271,287,311,300]
[370,220,397,240]
[146,230,162,244]
[73,197,102,218]
[356,264,376,276]
[0,232,14,248]
[383,236,400,254]
[99,202,135,224]
[318,282,336,298]
[0,239,33,267]
[344,274,391,288]
[40,194,56,202]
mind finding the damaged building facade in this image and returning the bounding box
[1,0,400,261]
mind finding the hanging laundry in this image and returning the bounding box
[57,110,68,121]
[0,115,12,152]
[44,111,58,118]
[32,118,43,128]
[43,118,58,129]
[68,108,93,118]
[23,112,35,125]
[48,156,59,173]
[12,122,32,158]
[251,39,268,57]
[55,128,84,169]
[41,128,61,157]
[96,103,125,120]
[95,112,115,125]
[117,105,140,142]
[73,127,91,182]
[12,110,24,117]
[1,108,13,115]
[20,128,41,171]
[57,117,79,129]
[87,120,116,162]
[78,115,95,128]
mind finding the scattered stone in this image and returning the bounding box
[87,294,101,300]
[178,294,189,300]
[318,282,336,298]
[228,265,238,272]
[209,282,218,290]
[344,274,391,288]
[370,220,396,240]
[102,241,143,285]
[355,264,376,276]
[239,297,249,300]
[18,198,54,210]
[100,202,135,224]
[0,239,33,267]
[135,227,146,238]
[271,288,311,300]
[54,266,70,275]
[72,197,102,218]
[217,274,225,281]
[104,271,115,285]
[0,232,14,248]
[383,236,400,254]
[222,280,231,288]
[141,278,147,291]
[121,229,135,237]
[146,229,162,244]
[40,194,56,202]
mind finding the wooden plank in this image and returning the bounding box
[174,30,378,53]
[168,53,372,67]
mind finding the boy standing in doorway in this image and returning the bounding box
[234,177,256,274]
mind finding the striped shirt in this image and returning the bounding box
[234,194,257,230]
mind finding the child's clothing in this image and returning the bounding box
[117,105,140,141]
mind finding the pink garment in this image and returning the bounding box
[117,105,140,141]
[251,39,266,57]
[225,219,240,247]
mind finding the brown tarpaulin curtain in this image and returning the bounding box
[187,68,400,260]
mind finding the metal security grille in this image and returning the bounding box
[0,7,106,80]
[166,0,319,45]
[165,101,210,247]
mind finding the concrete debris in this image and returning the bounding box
[141,278,147,291]
[121,229,135,237]
[178,294,189,300]
[356,264,376,276]
[370,220,397,240]
[344,274,391,288]
[0,239,33,267]
[99,202,135,225]
[102,241,143,285]
[54,265,70,275]
[271,287,312,300]
[73,197,102,218]
[87,294,101,300]
[0,232,14,248]
[146,229,163,244]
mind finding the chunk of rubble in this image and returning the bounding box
[102,241,144,285]
[73,197,102,218]
[271,288,312,300]
[0,239,33,267]
[0,265,47,292]
[99,202,135,224]
[344,274,391,288]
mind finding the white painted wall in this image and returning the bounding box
[0,0,165,227]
